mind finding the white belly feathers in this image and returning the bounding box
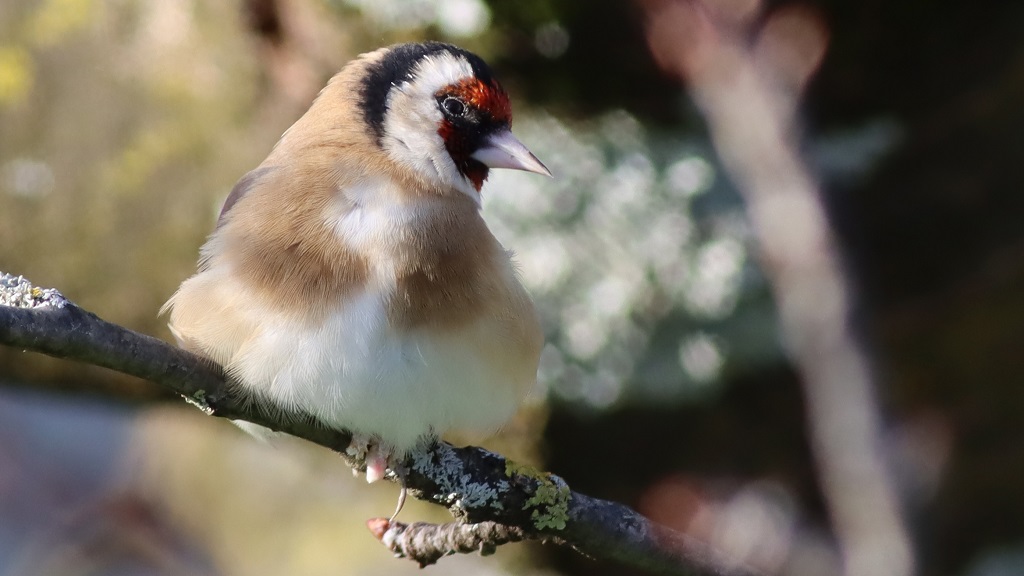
[225,278,528,453]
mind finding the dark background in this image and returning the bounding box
[492,2,1024,574]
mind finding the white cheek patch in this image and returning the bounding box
[380,52,479,199]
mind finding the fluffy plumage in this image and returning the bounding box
[163,43,548,462]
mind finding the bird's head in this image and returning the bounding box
[358,42,550,199]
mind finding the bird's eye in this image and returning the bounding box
[442,96,467,118]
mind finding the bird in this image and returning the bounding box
[162,42,549,488]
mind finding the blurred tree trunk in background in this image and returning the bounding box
[529,2,1024,575]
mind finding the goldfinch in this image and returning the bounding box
[163,42,549,483]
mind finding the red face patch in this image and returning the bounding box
[440,78,512,124]
[434,77,513,191]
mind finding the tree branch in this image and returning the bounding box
[0,273,761,576]
[642,3,914,575]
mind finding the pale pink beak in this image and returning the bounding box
[471,129,552,177]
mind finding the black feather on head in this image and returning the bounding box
[359,42,496,146]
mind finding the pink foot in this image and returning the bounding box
[365,449,388,484]
[347,436,392,484]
